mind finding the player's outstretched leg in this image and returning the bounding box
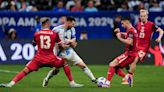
[42,64,83,88]
[105,59,121,88]
[115,66,126,78]
[0,67,31,87]
[42,67,60,87]
[75,61,97,83]
[114,66,128,84]
[63,64,84,88]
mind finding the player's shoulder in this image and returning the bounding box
[52,25,64,31]
[129,27,137,33]
[147,21,155,25]
[34,30,40,37]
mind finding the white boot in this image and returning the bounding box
[69,81,84,88]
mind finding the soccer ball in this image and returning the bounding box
[97,77,110,88]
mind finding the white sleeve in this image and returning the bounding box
[71,27,76,38]
[52,26,59,33]
[159,41,164,54]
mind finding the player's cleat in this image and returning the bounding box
[92,78,97,84]
[42,78,49,87]
[0,83,12,88]
[69,82,84,88]
[121,78,128,85]
[123,74,133,87]
[127,75,133,87]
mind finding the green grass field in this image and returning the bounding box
[0,65,164,92]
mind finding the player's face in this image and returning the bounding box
[121,20,127,28]
[67,21,75,29]
[140,12,148,22]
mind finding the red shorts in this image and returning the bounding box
[137,50,147,62]
[26,54,65,71]
[115,52,136,68]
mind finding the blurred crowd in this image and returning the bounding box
[0,0,164,12]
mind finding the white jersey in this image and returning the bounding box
[52,25,83,65]
[52,25,76,44]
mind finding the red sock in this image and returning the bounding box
[12,71,26,83]
[63,65,73,81]
[107,67,115,81]
[116,69,126,78]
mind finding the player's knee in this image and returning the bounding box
[109,63,113,67]
[109,61,116,67]
[76,61,86,69]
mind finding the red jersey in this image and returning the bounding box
[125,27,138,56]
[136,21,158,51]
[34,29,61,55]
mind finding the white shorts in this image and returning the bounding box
[58,48,83,65]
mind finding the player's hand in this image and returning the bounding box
[155,38,161,43]
[70,41,77,48]
[114,28,120,33]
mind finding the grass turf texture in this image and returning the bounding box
[0,65,164,92]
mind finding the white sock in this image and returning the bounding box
[45,68,55,80]
[69,80,75,85]
[83,67,96,80]
[8,81,15,86]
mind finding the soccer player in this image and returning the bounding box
[42,16,96,87]
[121,9,164,85]
[106,17,138,88]
[0,17,76,87]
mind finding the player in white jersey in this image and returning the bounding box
[42,16,97,87]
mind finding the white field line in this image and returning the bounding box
[0,69,18,74]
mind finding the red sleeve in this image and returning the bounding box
[55,32,61,43]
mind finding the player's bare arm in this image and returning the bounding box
[155,28,164,42]
[120,32,127,37]
[116,32,133,45]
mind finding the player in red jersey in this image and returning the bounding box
[105,17,138,88]
[0,17,79,88]
[119,9,164,85]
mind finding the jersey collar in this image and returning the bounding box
[42,28,50,30]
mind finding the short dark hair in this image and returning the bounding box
[121,17,131,22]
[66,16,75,22]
